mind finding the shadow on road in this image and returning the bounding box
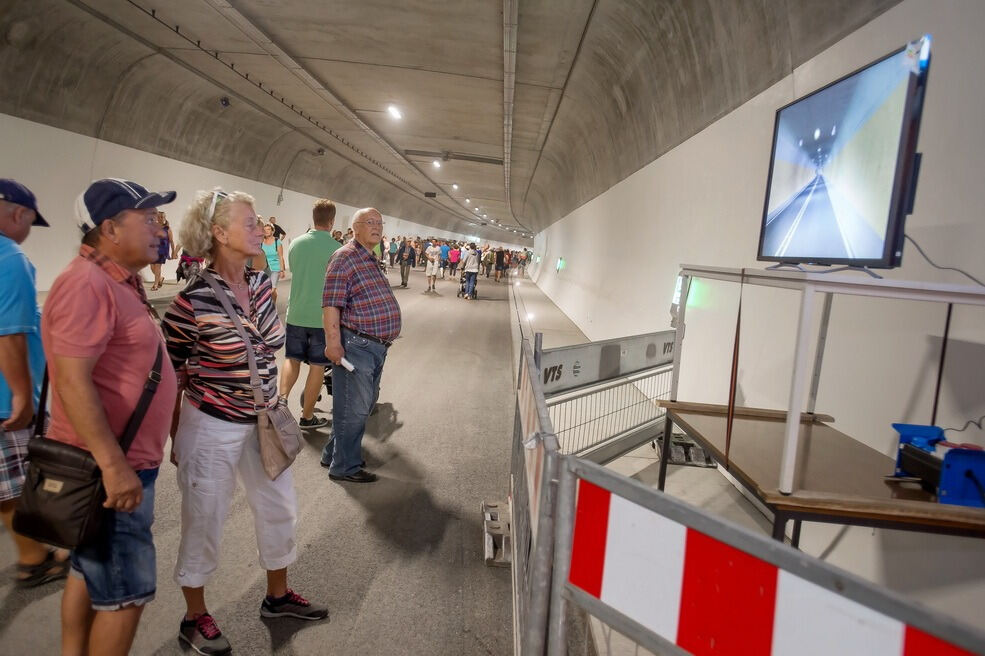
[365,402,402,443]
[0,573,64,638]
[339,443,456,557]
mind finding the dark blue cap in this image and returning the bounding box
[76,178,176,234]
[0,179,47,226]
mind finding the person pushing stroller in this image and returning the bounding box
[457,243,480,300]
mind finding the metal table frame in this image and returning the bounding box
[661,407,985,546]
[658,265,985,542]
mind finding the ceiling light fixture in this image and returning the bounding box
[432,160,441,168]
[387,105,402,119]
[452,183,459,190]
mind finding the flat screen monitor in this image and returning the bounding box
[758,35,931,268]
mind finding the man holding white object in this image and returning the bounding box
[320,208,401,483]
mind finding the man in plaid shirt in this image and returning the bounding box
[321,208,401,483]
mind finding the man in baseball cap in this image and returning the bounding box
[76,178,176,235]
[45,178,179,654]
[0,178,48,227]
[0,179,67,589]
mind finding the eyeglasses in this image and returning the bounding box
[355,220,384,227]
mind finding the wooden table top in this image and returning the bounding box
[660,401,985,531]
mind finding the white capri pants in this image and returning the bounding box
[173,399,297,588]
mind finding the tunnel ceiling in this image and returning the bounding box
[0,0,901,241]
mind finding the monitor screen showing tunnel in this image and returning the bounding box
[758,36,931,268]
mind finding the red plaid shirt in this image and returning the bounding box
[322,241,401,342]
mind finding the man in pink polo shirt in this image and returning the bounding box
[42,178,178,656]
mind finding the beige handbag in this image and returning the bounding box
[201,271,303,479]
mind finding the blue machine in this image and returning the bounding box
[892,423,985,508]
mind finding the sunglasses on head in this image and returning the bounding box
[207,191,229,220]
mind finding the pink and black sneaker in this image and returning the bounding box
[178,612,231,655]
[260,589,329,620]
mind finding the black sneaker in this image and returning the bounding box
[299,416,329,429]
[328,469,378,483]
[178,613,231,655]
[260,589,328,620]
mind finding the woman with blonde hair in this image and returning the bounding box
[161,189,326,655]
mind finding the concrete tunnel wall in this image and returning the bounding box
[0,114,523,290]
[0,0,502,240]
[527,0,985,627]
[512,0,903,232]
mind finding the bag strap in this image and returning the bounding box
[33,368,49,439]
[119,346,164,454]
[199,270,267,412]
[32,347,163,456]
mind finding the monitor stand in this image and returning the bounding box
[765,263,883,279]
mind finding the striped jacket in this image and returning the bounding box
[162,268,285,424]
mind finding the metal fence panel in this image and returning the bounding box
[547,457,985,656]
[539,331,676,395]
[547,365,673,456]
[512,339,561,656]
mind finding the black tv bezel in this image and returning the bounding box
[756,39,931,269]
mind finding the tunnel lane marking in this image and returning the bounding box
[777,176,819,257]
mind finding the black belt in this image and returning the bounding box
[343,326,393,348]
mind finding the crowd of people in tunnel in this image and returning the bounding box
[0,175,532,655]
[157,216,533,304]
[386,236,531,296]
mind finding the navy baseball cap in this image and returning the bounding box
[0,179,47,226]
[75,178,176,234]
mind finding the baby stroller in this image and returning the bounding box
[176,251,204,283]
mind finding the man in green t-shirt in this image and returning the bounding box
[279,199,340,428]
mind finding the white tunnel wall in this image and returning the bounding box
[0,115,523,291]
[528,0,985,623]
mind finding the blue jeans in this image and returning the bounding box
[464,271,477,298]
[71,468,159,610]
[321,328,388,475]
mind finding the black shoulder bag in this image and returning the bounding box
[13,346,165,550]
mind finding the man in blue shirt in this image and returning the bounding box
[439,241,450,279]
[0,179,69,587]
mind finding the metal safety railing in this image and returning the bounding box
[546,365,672,457]
[508,331,985,656]
[511,338,561,656]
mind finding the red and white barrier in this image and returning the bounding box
[567,479,975,656]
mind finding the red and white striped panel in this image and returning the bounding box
[567,479,975,656]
